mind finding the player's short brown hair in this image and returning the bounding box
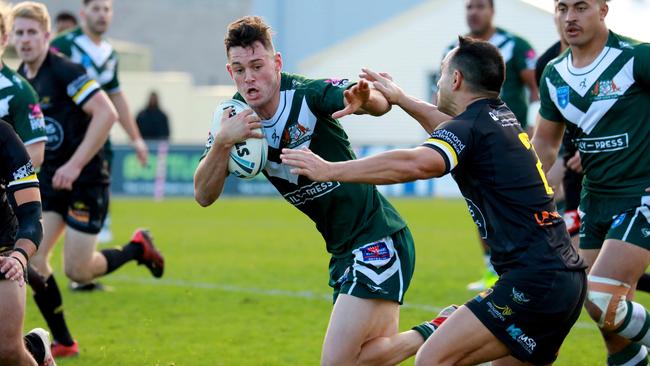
[12,1,50,32]
[449,36,505,94]
[224,16,274,55]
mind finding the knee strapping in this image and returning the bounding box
[587,275,630,331]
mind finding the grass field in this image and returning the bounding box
[23,197,650,365]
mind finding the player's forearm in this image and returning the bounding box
[329,150,433,185]
[358,89,392,116]
[531,136,561,174]
[194,142,231,207]
[397,95,451,134]
[25,142,45,168]
[110,92,143,142]
[68,110,115,169]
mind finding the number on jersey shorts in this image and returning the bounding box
[579,193,650,250]
[329,228,415,304]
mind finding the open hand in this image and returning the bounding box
[280,147,333,182]
[0,255,26,287]
[359,68,404,105]
[217,108,263,146]
[332,79,371,119]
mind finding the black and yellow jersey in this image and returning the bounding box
[423,98,585,273]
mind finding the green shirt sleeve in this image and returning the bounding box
[50,33,73,57]
[513,36,537,73]
[633,43,650,91]
[538,65,564,123]
[305,78,351,117]
[10,80,46,145]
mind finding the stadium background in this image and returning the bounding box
[6,0,650,364]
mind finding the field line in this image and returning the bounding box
[108,275,595,330]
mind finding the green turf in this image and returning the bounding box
[24,198,648,365]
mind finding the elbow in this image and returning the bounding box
[193,180,219,207]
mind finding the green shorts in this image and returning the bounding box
[329,227,415,304]
[579,193,650,250]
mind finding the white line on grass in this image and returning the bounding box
[108,275,595,330]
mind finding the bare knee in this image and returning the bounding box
[586,276,631,332]
[65,262,94,283]
[0,340,27,364]
[415,345,452,366]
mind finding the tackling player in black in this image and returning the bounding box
[282,37,587,365]
[0,120,56,366]
[12,2,165,358]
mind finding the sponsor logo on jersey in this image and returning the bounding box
[44,117,64,151]
[575,133,629,153]
[534,210,562,227]
[511,288,530,304]
[325,78,350,88]
[430,129,466,155]
[360,241,391,262]
[282,122,312,148]
[0,95,14,118]
[465,198,487,239]
[68,201,90,225]
[473,288,493,303]
[283,181,341,206]
[487,301,514,321]
[641,228,650,238]
[557,86,570,109]
[12,75,24,90]
[28,104,45,131]
[611,213,627,229]
[12,161,35,181]
[618,41,633,49]
[506,324,537,353]
[591,79,623,101]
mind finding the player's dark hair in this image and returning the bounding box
[225,16,275,55]
[55,11,77,25]
[448,35,504,94]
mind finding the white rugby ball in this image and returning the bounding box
[210,99,268,179]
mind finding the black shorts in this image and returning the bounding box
[466,269,586,365]
[40,180,109,234]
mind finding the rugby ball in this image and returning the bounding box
[210,99,268,179]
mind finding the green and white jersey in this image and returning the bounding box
[51,27,120,94]
[444,27,536,127]
[0,64,46,145]
[207,73,406,256]
[539,31,650,197]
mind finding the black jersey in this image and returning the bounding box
[18,51,106,184]
[422,99,585,273]
[0,120,39,251]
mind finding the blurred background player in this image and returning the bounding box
[136,91,170,143]
[533,0,650,364]
[194,15,441,366]
[0,121,57,366]
[437,0,541,291]
[51,0,149,246]
[54,10,76,35]
[12,2,165,358]
[281,36,586,366]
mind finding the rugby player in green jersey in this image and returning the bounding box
[195,16,447,366]
[532,1,650,364]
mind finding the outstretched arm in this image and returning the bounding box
[332,79,391,119]
[280,146,446,185]
[360,68,451,134]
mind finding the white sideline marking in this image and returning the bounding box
[108,275,595,330]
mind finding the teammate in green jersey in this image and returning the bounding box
[532,1,650,364]
[195,16,443,365]
[0,0,45,167]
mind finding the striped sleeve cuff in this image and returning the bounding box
[422,138,458,174]
[72,79,101,105]
[7,173,39,188]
